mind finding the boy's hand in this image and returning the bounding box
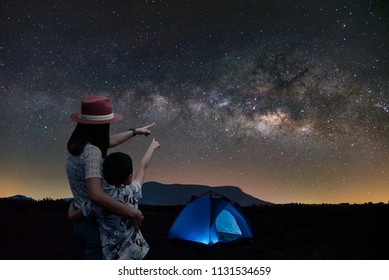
[136,123,155,136]
[150,138,160,150]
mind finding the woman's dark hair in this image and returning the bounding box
[103,152,133,186]
[67,123,110,157]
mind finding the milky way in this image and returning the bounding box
[1,0,388,203]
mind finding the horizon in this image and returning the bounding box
[2,193,389,206]
[1,181,388,205]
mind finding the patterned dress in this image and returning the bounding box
[66,143,103,209]
[82,180,149,260]
[66,143,104,259]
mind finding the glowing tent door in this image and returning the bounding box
[215,209,242,242]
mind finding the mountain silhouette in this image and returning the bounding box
[4,195,36,201]
[2,183,271,206]
[141,182,271,206]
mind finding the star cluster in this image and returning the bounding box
[0,0,388,203]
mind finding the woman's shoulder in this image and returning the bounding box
[82,143,102,158]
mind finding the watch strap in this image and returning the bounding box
[129,128,137,136]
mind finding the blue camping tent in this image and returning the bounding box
[167,193,253,245]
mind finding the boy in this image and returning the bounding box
[69,138,160,260]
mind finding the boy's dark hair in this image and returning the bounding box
[103,152,133,186]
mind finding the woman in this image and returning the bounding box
[66,95,154,259]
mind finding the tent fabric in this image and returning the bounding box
[167,195,253,245]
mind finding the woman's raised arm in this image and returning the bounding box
[109,123,155,148]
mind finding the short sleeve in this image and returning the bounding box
[83,144,103,179]
[130,180,142,200]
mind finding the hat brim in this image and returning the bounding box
[70,112,123,124]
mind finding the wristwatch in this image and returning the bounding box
[129,128,137,136]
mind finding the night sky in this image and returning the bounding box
[1,0,388,204]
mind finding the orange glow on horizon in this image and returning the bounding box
[0,170,387,204]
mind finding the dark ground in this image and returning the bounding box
[0,199,388,260]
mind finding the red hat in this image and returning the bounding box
[70,96,123,124]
